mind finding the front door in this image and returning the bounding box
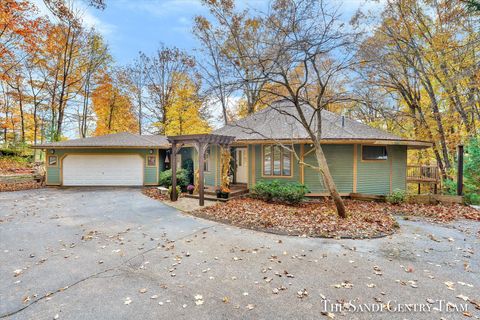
[235,148,248,183]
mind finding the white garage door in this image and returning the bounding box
[63,154,143,186]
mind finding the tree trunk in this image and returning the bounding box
[17,88,25,143]
[313,140,347,218]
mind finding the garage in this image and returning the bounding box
[63,154,144,186]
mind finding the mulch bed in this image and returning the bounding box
[192,198,399,239]
[190,198,480,239]
[0,181,43,192]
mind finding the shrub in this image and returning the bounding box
[182,158,194,184]
[159,169,189,188]
[252,180,308,204]
[442,137,480,205]
[386,189,407,204]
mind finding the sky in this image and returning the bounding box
[29,0,383,133]
[32,0,381,66]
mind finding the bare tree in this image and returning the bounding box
[242,0,357,218]
[198,0,267,115]
[79,30,109,138]
[194,16,234,126]
[141,45,196,134]
[124,56,146,134]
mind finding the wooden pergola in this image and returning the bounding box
[167,134,235,206]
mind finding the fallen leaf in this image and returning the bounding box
[321,311,335,318]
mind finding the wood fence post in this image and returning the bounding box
[457,145,464,196]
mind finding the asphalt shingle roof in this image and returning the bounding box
[34,132,169,148]
[214,100,420,143]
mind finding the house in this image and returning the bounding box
[34,100,431,196]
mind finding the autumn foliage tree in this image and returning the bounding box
[164,73,210,136]
[92,73,138,136]
[353,0,480,179]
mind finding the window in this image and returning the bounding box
[48,155,58,167]
[263,145,292,176]
[362,145,388,161]
[147,155,157,167]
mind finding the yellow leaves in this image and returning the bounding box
[164,72,210,136]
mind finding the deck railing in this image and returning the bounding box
[407,165,440,183]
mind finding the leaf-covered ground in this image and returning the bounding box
[0,181,42,192]
[0,157,34,174]
[142,188,169,201]
[190,198,480,239]
[191,198,397,239]
[386,202,480,222]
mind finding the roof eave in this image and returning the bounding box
[231,138,432,148]
[30,145,171,149]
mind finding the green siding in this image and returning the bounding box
[204,145,218,186]
[45,148,159,186]
[390,145,407,191]
[303,144,354,193]
[248,145,254,189]
[356,145,407,195]
[46,166,61,185]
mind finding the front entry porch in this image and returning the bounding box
[167,134,236,206]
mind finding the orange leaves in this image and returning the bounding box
[92,73,139,136]
[0,0,43,60]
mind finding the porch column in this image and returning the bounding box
[171,142,177,201]
[198,141,207,206]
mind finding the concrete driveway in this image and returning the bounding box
[0,188,479,320]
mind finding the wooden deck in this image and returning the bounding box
[407,165,440,183]
[407,165,441,194]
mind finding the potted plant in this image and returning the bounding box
[187,184,195,195]
[215,187,222,198]
[220,186,230,199]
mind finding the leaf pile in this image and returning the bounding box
[0,181,42,192]
[192,198,399,239]
[142,187,169,201]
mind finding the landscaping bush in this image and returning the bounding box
[386,189,407,204]
[443,137,480,205]
[159,169,189,188]
[252,180,308,204]
[182,158,194,184]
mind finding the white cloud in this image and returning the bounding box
[80,9,116,35]
[30,0,116,36]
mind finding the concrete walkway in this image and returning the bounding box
[0,188,479,319]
